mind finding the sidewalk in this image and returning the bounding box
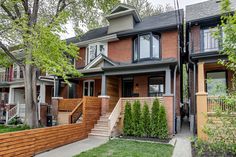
[35,136,108,157]
[172,118,193,157]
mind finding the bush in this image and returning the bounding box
[141,103,151,137]
[151,99,160,137]
[132,100,142,137]
[158,105,168,139]
[123,102,133,136]
[8,116,23,125]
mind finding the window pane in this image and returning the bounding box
[84,82,88,96]
[90,81,94,96]
[140,35,151,59]
[149,77,164,97]
[99,45,105,54]
[206,71,226,96]
[153,36,159,58]
[203,28,219,52]
[134,38,138,61]
[89,45,97,62]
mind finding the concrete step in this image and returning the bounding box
[88,133,109,137]
[97,119,109,123]
[94,123,108,127]
[91,129,109,134]
[93,125,109,130]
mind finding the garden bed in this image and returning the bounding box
[191,141,236,157]
[75,139,174,157]
[0,124,30,134]
[119,135,171,143]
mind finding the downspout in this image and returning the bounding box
[173,64,178,134]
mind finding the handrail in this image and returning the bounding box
[8,105,17,122]
[69,99,83,124]
[108,98,122,133]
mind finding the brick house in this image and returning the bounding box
[53,4,184,136]
[186,0,236,138]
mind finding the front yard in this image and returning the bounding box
[75,139,174,157]
[0,125,30,134]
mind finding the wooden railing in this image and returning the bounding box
[207,96,236,113]
[108,98,122,133]
[7,105,17,122]
[69,100,83,124]
[58,98,82,112]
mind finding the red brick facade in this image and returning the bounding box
[161,30,178,59]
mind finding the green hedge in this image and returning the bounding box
[123,99,168,139]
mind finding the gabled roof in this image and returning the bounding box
[186,0,236,22]
[84,54,116,70]
[67,9,183,45]
[110,3,136,14]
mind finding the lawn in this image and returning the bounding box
[75,139,174,157]
[0,125,30,134]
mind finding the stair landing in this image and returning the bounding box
[88,114,110,137]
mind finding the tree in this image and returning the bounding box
[158,105,168,139]
[141,103,151,137]
[151,98,160,137]
[123,101,133,136]
[125,0,174,18]
[0,0,119,127]
[132,100,142,136]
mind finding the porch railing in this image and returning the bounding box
[58,98,82,112]
[0,72,10,83]
[207,96,236,113]
[69,100,83,124]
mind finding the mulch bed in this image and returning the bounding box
[118,135,171,143]
[191,142,235,157]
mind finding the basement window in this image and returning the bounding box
[133,33,160,62]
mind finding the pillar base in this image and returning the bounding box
[98,95,110,115]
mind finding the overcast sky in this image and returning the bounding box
[61,0,207,39]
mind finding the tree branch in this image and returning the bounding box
[30,0,39,26]
[21,0,30,16]
[0,41,22,66]
[14,3,21,18]
[0,2,17,20]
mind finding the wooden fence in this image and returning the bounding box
[58,98,82,112]
[0,96,101,157]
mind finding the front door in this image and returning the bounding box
[122,79,133,97]
[83,80,95,96]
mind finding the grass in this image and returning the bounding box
[75,139,174,157]
[0,125,30,134]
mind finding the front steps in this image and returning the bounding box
[88,114,110,137]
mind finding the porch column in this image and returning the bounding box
[196,62,208,140]
[54,79,61,97]
[165,69,171,95]
[39,82,46,103]
[99,74,110,115]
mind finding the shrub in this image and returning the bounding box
[141,103,151,137]
[123,102,133,136]
[158,105,168,139]
[151,99,160,137]
[132,100,142,137]
[8,116,23,125]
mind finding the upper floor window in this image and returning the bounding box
[133,33,160,62]
[202,27,219,52]
[86,43,107,64]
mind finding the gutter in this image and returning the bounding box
[173,65,178,134]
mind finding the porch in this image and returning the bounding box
[196,62,235,139]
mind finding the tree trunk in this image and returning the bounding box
[23,64,39,128]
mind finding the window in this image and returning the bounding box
[134,33,160,61]
[83,80,95,96]
[148,77,165,97]
[86,43,107,64]
[206,71,227,96]
[68,83,76,98]
[202,27,219,52]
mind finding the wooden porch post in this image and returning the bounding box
[196,62,208,140]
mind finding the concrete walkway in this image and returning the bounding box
[172,118,193,157]
[35,136,108,157]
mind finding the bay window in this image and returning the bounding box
[86,43,107,64]
[202,27,219,52]
[134,33,160,62]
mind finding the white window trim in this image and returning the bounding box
[83,80,95,96]
[86,42,108,65]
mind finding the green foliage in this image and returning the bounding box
[0,124,30,134]
[151,99,160,137]
[141,103,151,137]
[8,116,23,125]
[158,105,168,139]
[132,100,142,137]
[182,64,188,101]
[123,102,133,136]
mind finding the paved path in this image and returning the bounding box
[35,136,108,157]
[172,118,193,157]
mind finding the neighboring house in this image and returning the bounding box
[54,4,184,136]
[186,0,236,137]
[0,50,55,125]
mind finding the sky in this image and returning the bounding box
[61,0,207,39]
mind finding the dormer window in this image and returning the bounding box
[133,33,160,62]
[86,43,107,64]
